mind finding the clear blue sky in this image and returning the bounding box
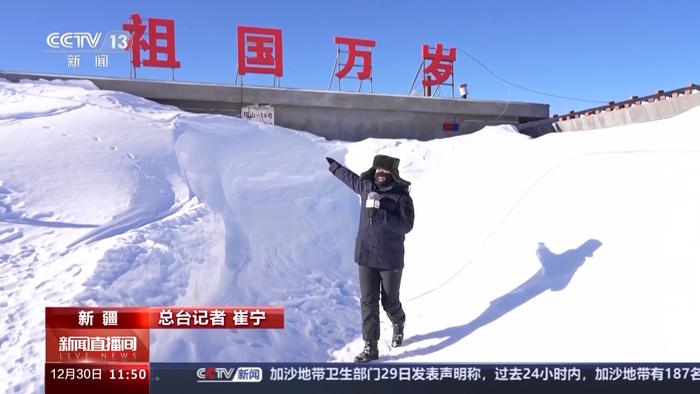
[1,0,698,115]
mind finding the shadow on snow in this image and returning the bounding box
[383,239,603,361]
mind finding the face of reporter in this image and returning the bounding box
[374,167,393,187]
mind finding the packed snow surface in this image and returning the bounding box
[1,79,699,393]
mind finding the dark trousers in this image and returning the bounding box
[358,264,406,341]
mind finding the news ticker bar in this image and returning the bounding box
[45,363,700,394]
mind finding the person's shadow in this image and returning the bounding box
[382,239,603,360]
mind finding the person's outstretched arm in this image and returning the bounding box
[326,157,366,195]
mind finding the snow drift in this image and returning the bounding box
[1,78,699,393]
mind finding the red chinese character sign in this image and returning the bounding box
[335,37,375,80]
[422,43,456,87]
[237,25,283,85]
[123,14,181,70]
[330,36,376,92]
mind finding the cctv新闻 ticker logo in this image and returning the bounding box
[196,367,263,383]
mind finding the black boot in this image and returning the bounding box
[354,341,379,363]
[391,322,404,347]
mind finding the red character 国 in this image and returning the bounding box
[422,43,456,87]
[334,36,376,80]
[123,13,181,68]
[237,26,283,77]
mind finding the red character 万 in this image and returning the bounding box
[334,36,376,80]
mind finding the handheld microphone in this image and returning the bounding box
[366,192,380,219]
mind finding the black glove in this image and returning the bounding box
[326,157,336,165]
[379,198,397,212]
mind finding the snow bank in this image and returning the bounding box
[1,78,700,393]
[0,79,187,393]
[335,107,700,362]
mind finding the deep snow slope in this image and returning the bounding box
[0,79,189,393]
[1,79,699,393]
[333,107,700,362]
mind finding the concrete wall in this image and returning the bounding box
[0,71,550,141]
[555,91,700,132]
[518,91,700,136]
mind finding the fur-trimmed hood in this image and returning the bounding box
[359,154,411,186]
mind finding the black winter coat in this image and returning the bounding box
[329,161,415,270]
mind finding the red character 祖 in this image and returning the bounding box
[237,26,283,77]
[422,43,455,87]
[123,13,181,68]
[334,36,376,80]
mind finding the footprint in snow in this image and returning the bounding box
[36,280,50,290]
[110,146,118,151]
[126,153,136,160]
[0,227,23,244]
[31,211,53,219]
[93,136,102,141]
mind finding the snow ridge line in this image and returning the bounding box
[0,85,183,124]
[406,148,700,303]
[0,103,86,123]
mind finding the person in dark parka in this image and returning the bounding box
[326,154,415,362]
